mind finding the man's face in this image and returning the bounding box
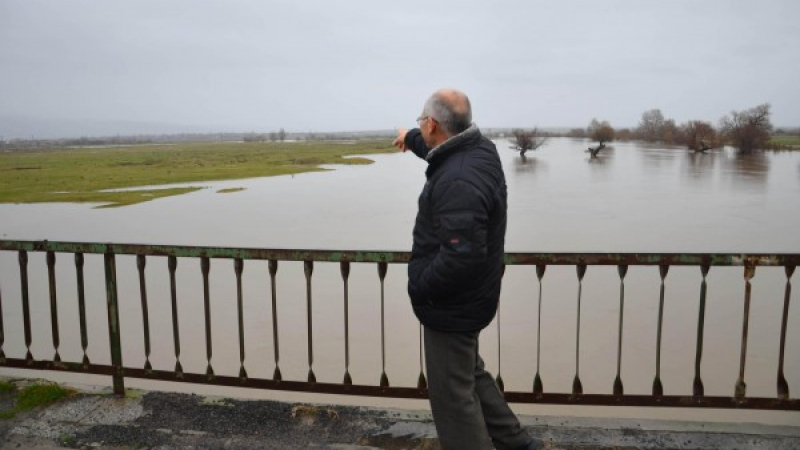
[418,114,436,148]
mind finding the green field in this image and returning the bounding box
[770,135,800,149]
[0,140,394,207]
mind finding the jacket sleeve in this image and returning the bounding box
[412,179,490,301]
[404,128,431,160]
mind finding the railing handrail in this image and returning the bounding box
[1,239,798,266]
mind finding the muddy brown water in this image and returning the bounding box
[1,138,799,425]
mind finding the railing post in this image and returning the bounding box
[613,264,628,396]
[653,264,669,397]
[341,261,352,385]
[735,264,755,399]
[496,264,506,392]
[201,256,213,377]
[378,261,389,388]
[573,264,586,395]
[533,264,546,395]
[304,260,316,383]
[0,276,5,363]
[46,251,61,363]
[693,264,710,397]
[104,250,125,395]
[19,250,33,363]
[136,255,151,371]
[777,265,794,399]
[269,260,281,381]
[76,253,90,368]
[235,258,247,380]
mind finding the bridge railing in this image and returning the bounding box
[0,240,797,410]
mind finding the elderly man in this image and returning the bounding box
[394,89,538,450]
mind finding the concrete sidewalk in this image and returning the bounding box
[1,380,799,449]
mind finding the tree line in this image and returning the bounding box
[571,103,777,152]
[512,103,794,156]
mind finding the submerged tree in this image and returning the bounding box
[681,120,717,152]
[719,103,773,152]
[510,128,547,156]
[587,118,614,157]
[636,109,666,142]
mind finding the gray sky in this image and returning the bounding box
[1,0,799,138]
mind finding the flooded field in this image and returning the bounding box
[1,137,799,425]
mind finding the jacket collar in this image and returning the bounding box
[425,124,480,163]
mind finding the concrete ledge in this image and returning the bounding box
[1,379,799,449]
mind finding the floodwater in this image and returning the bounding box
[1,137,799,425]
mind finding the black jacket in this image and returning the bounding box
[405,125,507,332]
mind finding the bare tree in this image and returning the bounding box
[636,109,666,142]
[587,118,614,157]
[661,119,680,144]
[278,127,286,142]
[681,120,717,152]
[719,103,773,152]
[567,128,587,138]
[510,128,547,156]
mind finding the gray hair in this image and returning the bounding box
[423,90,472,136]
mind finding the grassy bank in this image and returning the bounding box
[770,135,800,150]
[0,140,394,207]
[0,380,73,419]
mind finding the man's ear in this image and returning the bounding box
[428,119,439,136]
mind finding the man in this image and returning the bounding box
[394,89,538,450]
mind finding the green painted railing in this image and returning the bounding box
[0,240,797,410]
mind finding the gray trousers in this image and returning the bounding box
[424,326,532,450]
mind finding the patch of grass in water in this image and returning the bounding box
[217,187,245,194]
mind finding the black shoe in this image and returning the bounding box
[516,438,542,450]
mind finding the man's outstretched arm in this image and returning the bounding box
[394,128,430,160]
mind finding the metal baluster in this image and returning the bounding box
[104,251,124,395]
[19,250,33,363]
[341,261,352,385]
[269,260,281,381]
[76,253,90,367]
[735,265,755,399]
[777,265,795,399]
[136,255,151,371]
[417,324,427,389]
[201,257,213,377]
[533,264,546,395]
[0,274,4,363]
[378,262,389,387]
[168,255,183,376]
[693,264,710,397]
[496,264,506,392]
[46,251,61,363]
[613,265,628,396]
[573,264,586,395]
[304,260,316,383]
[235,258,247,380]
[653,265,669,397]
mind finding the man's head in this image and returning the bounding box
[418,89,472,148]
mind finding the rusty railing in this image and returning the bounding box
[0,240,797,410]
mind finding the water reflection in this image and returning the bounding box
[720,149,770,190]
[512,154,547,174]
[681,150,717,183]
[638,144,680,172]
[586,146,613,166]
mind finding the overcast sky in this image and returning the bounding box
[1,0,799,138]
